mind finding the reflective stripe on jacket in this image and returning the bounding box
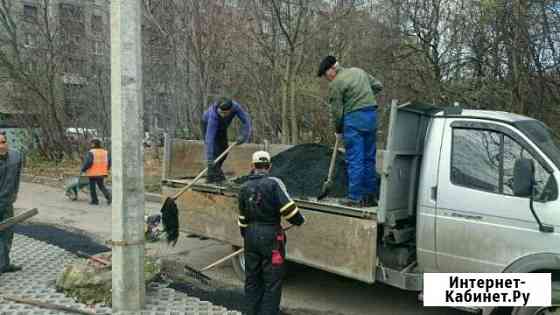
[86,149,109,177]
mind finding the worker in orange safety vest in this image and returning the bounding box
[80,139,111,205]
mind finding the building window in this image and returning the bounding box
[63,58,84,75]
[91,15,102,33]
[59,3,82,19]
[92,41,103,55]
[23,32,36,47]
[23,4,38,21]
[24,60,38,74]
[59,3,84,33]
[224,0,238,7]
[60,31,81,51]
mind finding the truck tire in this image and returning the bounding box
[231,246,246,281]
[511,307,557,315]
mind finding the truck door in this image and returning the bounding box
[378,101,436,225]
[435,119,559,272]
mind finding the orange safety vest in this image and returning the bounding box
[86,149,109,177]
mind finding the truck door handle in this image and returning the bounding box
[451,213,483,221]
[431,186,437,200]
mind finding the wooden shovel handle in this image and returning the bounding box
[201,247,244,272]
[0,208,38,232]
[326,136,340,182]
[171,142,237,200]
[200,225,296,272]
[2,295,98,315]
[76,251,111,266]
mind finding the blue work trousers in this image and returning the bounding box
[343,107,378,202]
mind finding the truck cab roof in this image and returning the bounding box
[439,109,533,123]
[399,101,534,123]
[427,105,560,171]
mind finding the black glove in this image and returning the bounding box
[236,136,245,145]
[335,119,343,134]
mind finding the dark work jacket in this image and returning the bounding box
[0,149,23,210]
[237,172,304,232]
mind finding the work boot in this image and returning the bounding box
[207,177,226,186]
[206,165,219,184]
[340,198,363,208]
[216,172,226,183]
[89,201,99,205]
[207,169,226,185]
[362,193,378,207]
[1,264,22,273]
[206,174,221,184]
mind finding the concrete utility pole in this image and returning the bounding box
[110,0,145,311]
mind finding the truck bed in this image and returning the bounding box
[162,178,379,283]
[164,178,377,219]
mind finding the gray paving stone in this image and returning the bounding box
[0,235,241,315]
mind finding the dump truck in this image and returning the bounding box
[162,100,559,315]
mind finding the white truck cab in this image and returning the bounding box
[380,102,559,314]
[417,109,560,274]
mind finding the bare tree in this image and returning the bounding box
[0,0,70,158]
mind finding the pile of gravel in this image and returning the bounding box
[234,144,347,198]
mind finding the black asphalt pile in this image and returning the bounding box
[234,144,347,198]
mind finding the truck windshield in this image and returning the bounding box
[514,119,560,170]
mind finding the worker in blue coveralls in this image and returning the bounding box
[202,97,252,183]
[317,56,383,207]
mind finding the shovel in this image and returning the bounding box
[317,136,340,200]
[160,142,237,245]
[0,208,38,232]
[184,225,296,284]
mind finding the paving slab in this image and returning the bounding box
[0,234,240,315]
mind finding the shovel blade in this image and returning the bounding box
[317,181,333,200]
[161,197,179,245]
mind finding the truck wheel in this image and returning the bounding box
[511,307,557,315]
[231,246,246,281]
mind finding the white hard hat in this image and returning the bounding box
[252,151,271,164]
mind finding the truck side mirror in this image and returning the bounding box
[513,159,534,197]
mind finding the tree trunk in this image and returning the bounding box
[289,71,297,144]
[281,56,291,144]
[290,47,305,144]
[511,0,530,115]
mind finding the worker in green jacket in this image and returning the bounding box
[318,55,383,207]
